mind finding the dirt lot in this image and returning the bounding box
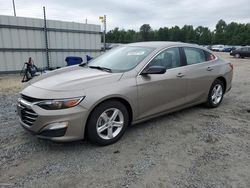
[0,52,250,188]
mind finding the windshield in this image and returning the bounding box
[87,46,155,73]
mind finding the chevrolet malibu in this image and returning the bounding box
[17,42,233,145]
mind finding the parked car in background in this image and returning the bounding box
[211,45,225,52]
[222,46,236,52]
[205,45,213,50]
[17,42,233,145]
[230,47,250,58]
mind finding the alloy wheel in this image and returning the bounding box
[211,84,223,105]
[96,108,124,140]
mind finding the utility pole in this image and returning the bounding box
[43,6,50,68]
[12,0,16,16]
[103,15,106,51]
[99,15,107,51]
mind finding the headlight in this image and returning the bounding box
[36,97,84,110]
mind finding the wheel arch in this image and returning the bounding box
[216,76,227,93]
[84,96,133,139]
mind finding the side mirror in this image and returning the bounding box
[141,66,166,75]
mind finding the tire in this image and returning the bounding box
[235,53,240,58]
[86,100,129,146]
[206,79,225,108]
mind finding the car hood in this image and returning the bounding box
[21,65,123,98]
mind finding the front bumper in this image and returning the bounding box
[17,97,89,142]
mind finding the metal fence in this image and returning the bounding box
[0,15,102,73]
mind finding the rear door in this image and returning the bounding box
[181,47,217,104]
[136,47,188,120]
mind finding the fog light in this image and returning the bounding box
[39,122,68,138]
[44,122,68,130]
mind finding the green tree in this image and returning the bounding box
[214,19,227,44]
[195,26,212,44]
[169,26,182,41]
[106,20,250,46]
[181,25,196,43]
[158,27,169,41]
[140,24,152,41]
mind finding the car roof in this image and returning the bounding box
[126,41,198,48]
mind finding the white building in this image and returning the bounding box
[0,15,102,73]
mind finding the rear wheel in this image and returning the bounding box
[87,100,129,146]
[206,79,225,108]
[235,53,240,58]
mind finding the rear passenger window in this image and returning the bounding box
[183,47,206,65]
[204,50,216,61]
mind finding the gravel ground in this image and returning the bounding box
[0,52,250,188]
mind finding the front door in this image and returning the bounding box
[136,47,187,120]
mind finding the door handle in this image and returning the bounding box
[176,73,185,78]
[207,67,213,71]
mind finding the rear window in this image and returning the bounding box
[183,47,206,65]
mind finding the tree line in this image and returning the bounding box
[106,19,250,45]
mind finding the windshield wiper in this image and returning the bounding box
[88,66,112,73]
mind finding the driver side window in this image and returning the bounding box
[147,47,181,69]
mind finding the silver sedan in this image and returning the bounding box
[17,42,233,145]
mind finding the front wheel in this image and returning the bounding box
[206,79,225,108]
[86,100,129,146]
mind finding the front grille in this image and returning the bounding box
[19,103,38,126]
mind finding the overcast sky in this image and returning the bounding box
[0,0,249,31]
